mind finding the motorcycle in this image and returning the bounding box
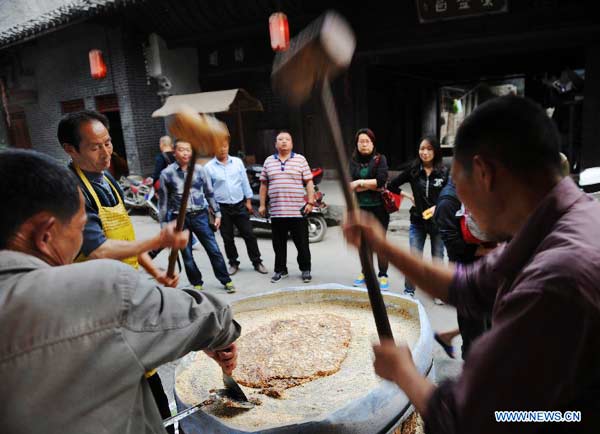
[246,165,328,243]
[578,167,600,201]
[119,175,160,221]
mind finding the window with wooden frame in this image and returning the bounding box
[60,99,85,114]
[95,94,119,112]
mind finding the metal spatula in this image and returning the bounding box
[163,372,254,428]
[222,372,253,404]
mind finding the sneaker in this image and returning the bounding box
[271,271,289,283]
[434,298,445,305]
[378,276,390,291]
[254,263,268,274]
[193,284,204,291]
[227,264,239,276]
[353,273,365,286]
[403,289,415,298]
[224,282,236,293]
[301,271,312,283]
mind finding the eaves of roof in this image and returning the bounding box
[0,0,139,50]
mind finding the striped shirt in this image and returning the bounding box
[260,152,312,218]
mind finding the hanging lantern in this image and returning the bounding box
[89,49,107,80]
[269,12,290,52]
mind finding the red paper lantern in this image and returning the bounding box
[269,12,290,52]
[89,49,107,80]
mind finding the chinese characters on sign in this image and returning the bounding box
[457,0,471,11]
[435,1,447,12]
[418,0,508,23]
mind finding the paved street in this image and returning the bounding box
[133,180,464,418]
[132,180,458,333]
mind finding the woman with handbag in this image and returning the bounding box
[349,128,392,289]
[388,135,448,297]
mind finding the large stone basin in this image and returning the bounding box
[174,284,434,434]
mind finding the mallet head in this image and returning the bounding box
[168,107,229,157]
[272,11,356,106]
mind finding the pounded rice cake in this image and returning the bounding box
[175,301,420,431]
[234,314,352,395]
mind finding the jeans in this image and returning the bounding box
[219,201,262,266]
[179,210,231,286]
[271,217,311,273]
[405,220,445,294]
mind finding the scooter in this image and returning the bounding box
[578,167,600,201]
[246,165,328,243]
[119,175,160,221]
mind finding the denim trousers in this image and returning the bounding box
[179,210,230,286]
[405,220,445,293]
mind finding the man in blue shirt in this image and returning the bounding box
[159,140,236,293]
[205,136,267,275]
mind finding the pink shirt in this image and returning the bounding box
[260,152,312,218]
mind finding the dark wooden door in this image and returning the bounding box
[8,111,32,149]
[95,94,129,177]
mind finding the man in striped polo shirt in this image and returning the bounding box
[259,130,315,283]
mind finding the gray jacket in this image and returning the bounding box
[0,251,241,434]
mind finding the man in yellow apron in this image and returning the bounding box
[59,110,188,433]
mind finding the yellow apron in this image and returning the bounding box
[75,167,155,377]
[74,166,139,269]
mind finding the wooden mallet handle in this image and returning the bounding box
[272,12,394,342]
[165,110,229,278]
[166,149,196,278]
[320,82,394,342]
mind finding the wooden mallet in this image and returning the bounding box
[272,11,394,342]
[165,108,229,278]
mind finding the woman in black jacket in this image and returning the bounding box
[349,128,390,289]
[389,135,448,296]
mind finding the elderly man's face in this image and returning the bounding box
[49,191,88,265]
[65,120,113,173]
[452,158,503,241]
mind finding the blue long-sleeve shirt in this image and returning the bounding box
[204,156,253,204]
[158,162,221,223]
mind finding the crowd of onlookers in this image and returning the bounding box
[149,123,493,364]
[152,125,459,297]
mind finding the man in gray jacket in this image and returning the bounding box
[0,149,241,434]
